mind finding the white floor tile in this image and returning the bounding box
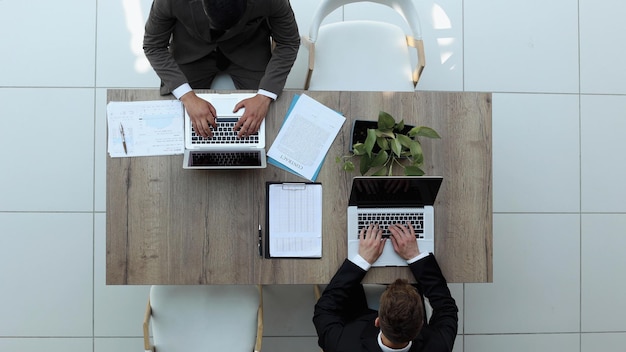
[465,214,580,334]
[0,338,93,352]
[262,336,320,352]
[465,334,579,352]
[580,0,626,94]
[581,214,626,332]
[449,283,464,334]
[96,0,159,88]
[492,94,580,213]
[0,88,95,212]
[95,89,108,212]
[0,0,95,87]
[0,213,93,336]
[581,333,626,352]
[94,338,145,352]
[464,0,579,93]
[93,214,150,336]
[581,95,626,212]
[453,335,463,352]
[262,285,318,336]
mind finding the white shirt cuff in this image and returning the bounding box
[407,251,430,265]
[257,89,277,100]
[172,83,193,100]
[349,254,372,271]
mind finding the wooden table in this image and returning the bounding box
[106,89,492,284]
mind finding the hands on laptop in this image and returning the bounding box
[181,92,217,138]
[358,223,420,264]
[233,94,271,138]
[182,92,270,138]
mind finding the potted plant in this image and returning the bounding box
[337,111,440,176]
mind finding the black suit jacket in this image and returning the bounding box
[313,255,458,352]
[143,0,300,95]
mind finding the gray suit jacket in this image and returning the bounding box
[143,0,300,96]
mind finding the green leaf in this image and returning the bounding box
[375,129,395,138]
[404,165,425,176]
[343,161,355,172]
[335,156,341,163]
[409,140,423,158]
[360,153,372,175]
[395,119,405,132]
[396,134,413,149]
[372,166,389,176]
[376,136,389,151]
[353,143,367,156]
[377,111,396,130]
[391,138,402,157]
[409,126,441,139]
[370,150,389,168]
[413,153,424,164]
[364,129,377,157]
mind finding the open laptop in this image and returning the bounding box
[347,176,443,267]
[183,93,267,169]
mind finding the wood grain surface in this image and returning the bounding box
[106,89,492,284]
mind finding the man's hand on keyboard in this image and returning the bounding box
[358,224,386,264]
[389,222,420,260]
[233,94,271,138]
[181,91,217,138]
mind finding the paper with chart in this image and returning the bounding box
[106,100,184,157]
[267,183,323,258]
[267,94,345,181]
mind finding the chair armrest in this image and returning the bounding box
[407,36,425,87]
[301,35,315,90]
[143,298,155,352]
[254,285,264,352]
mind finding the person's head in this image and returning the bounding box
[376,279,424,346]
[202,0,247,31]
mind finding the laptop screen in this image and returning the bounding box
[348,176,443,208]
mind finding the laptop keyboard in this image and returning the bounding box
[190,151,262,167]
[191,119,259,145]
[357,212,425,239]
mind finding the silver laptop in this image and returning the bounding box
[183,93,267,169]
[347,176,443,267]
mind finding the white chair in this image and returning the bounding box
[302,0,425,91]
[143,285,263,352]
[211,72,237,89]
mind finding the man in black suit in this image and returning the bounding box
[313,223,458,352]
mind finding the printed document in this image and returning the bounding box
[267,94,345,181]
[107,100,184,157]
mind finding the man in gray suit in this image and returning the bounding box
[143,0,300,138]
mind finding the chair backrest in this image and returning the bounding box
[302,0,425,90]
[307,0,422,44]
[212,72,237,90]
[148,285,261,352]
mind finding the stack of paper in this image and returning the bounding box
[267,94,345,181]
[106,100,184,157]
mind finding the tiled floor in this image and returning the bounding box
[1,0,626,351]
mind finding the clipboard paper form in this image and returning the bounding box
[266,183,323,258]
